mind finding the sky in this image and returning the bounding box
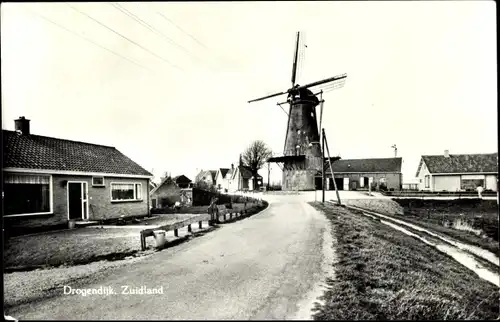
[1,1,497,184]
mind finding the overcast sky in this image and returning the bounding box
[1,1,497,184]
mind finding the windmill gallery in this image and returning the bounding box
[248,31,347,192]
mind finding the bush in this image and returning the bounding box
[379,183,388,191]
[269,185,282,191]
[159,196,180,207]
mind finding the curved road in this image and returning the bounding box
[7,194,333,320]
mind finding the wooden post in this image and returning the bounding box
[322,131,326,203]
[323,129,342,206]
[140,232,146,251]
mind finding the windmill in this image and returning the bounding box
[248,31,347,191]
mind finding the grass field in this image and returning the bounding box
[4,202,267,270]
[343,198,499,256]
[393,199,499,255]
[310,202,499,320]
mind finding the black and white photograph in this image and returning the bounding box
[2,1,498,320]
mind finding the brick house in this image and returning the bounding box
[3,117,153,231]
[415,150,498,192]
[321,157,403,191]
[150,175,193,208]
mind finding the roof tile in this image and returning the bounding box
[422,153,498,174]
[327,157,402,173]
[3,130,152,176]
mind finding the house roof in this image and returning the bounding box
[232,165,262,179]
[3,130,152,176]
[209,170,217,182]
[150,176,176,195]
[326,157,402,173]
[238,166,253,179]
[418,153,498,175]
[195,169,217,182]
[172,174,192,183]
[219,168,230,178]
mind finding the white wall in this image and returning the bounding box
[433,175,461,191]
[416,160,431,191]
[485,174,498,191]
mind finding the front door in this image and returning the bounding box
[68,182,89,220]
[334,178,343,191]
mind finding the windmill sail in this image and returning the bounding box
[291,32,300,87]
[248,90,287,103]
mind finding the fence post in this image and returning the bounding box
[140,231,145,251]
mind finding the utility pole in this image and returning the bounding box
[267,161,270,190]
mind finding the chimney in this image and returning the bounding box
[444,150,450,158]
[15,116,30,135]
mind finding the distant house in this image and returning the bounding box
[322,157,403,191]
[215,167,233,193]
[228,164,263,192]
[415,151,498,192]
[3,117,153,231]
[195,169,217,188]
[172,175,193,188]
[150,175,192,208]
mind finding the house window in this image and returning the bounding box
[4,173,51,216]
[461,179,485,191]
[425,175,430,188]
[111,183,142,201]
[92,176,104,186]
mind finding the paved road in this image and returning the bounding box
[7,194,332,320]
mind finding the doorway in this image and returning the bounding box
[315,177,323,190]
[334,178,344,191]
[68,182,89,220]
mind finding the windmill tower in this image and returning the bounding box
[248,32,347,191]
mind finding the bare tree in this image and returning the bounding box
[241,140,272,176]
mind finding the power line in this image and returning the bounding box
[156,11,209,50]
[66,3,184,72]
[25,8,152,73]
[110,3,203,64]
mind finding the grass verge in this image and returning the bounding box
[310,202,499,320]
[4,202,268,271]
